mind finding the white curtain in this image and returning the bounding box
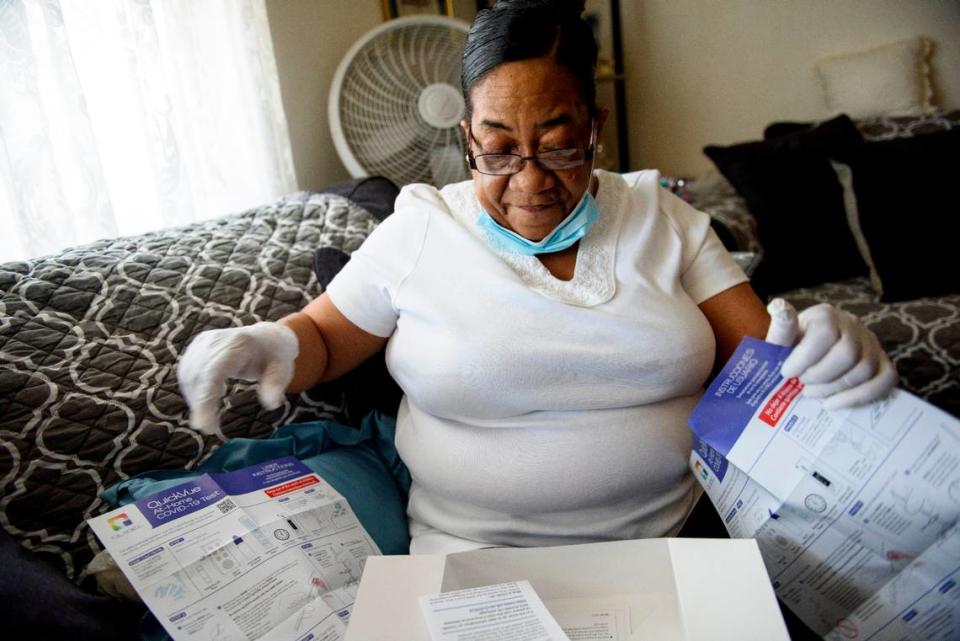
[0,0,297,262]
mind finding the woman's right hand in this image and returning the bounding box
[177,322,299,436]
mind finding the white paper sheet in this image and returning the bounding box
[88,456,379,641]
[690,337,960,640]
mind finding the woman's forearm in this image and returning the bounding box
[279,311,329,393]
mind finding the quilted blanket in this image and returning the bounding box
[0,192,379,580]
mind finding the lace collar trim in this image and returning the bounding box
[443,170,625,307]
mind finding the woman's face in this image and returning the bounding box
[462,57,603,241]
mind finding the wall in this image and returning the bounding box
[266,1,960,186]
[620,0,960,176]
[265,0,381,191]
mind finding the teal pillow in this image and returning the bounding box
[102,411,410,555]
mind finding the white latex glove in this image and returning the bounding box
[764,298,898,409]
[177,322,299,436]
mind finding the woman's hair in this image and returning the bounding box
[461,0,599,119]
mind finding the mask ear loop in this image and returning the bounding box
[587,118,598,159]
[581,118,599,201]
[464,125,477,170]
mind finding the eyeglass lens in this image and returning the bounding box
[468,120,596,176]
[476,148,587,175]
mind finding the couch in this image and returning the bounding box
[2,111,957,636]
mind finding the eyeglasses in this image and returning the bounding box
[466,121,597,176]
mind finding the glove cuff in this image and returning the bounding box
[248,321,300,361]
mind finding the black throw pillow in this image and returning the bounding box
[312,246,404,422]
[307,177,404,423]
[704,115,868,294]
[837,128,960,302]
[763,121,812,140]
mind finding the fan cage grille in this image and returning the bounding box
[338,22,469,188]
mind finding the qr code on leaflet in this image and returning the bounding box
[217,499,237,515]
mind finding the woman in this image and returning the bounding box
[178,0,896,554]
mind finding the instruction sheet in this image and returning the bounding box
[690,337,960,641]
[88,456,380,641]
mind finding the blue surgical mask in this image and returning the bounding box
[477,190,599,256]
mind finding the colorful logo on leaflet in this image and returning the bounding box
[108,513,133,531]
[694,459,709,481]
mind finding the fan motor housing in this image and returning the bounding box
[418,83,465,130]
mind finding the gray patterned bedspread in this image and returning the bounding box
[0,192,379,580]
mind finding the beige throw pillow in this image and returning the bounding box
[816,37,935,119]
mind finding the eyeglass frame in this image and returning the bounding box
[464,119,598,176]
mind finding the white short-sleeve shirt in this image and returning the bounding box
[326,170,747,553]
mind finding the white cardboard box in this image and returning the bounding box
[345,538,790,641]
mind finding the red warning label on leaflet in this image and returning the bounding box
[264,475,320,497]
[759,378,804,427]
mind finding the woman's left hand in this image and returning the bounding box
[764,298,898,409]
